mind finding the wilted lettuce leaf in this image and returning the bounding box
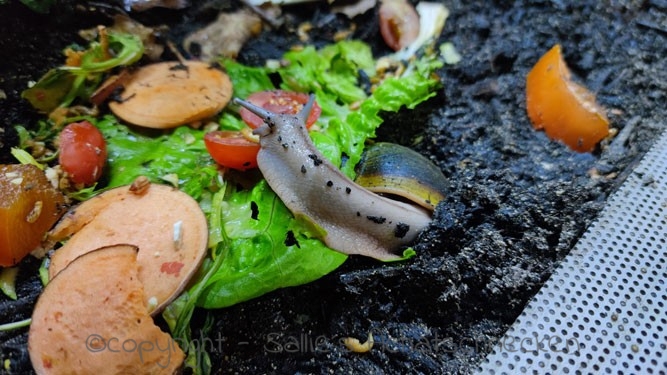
[89,39,441,312]
[192,39,443,307]
[94,115,218,201]
[22,32,143,112]
[20,69,76,113]
[222,39,441,177]
[89,112,346,311]
[277,40,374,104]
[340,66,442,175]
[221,60,274,100]
[196,180,347,308]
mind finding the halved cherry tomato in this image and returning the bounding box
[59,121,107,185]
[526,44,610,153]
[204,131,261,171]
[239,90,322,129]
[379,0,421,51]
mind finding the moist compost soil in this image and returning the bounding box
[1,0,666,374]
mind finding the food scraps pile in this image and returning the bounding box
[2,0,458,373]
[1,0,663,374]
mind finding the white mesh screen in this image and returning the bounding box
[479,129,667,374]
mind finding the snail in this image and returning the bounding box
[354,142,447,212]
[233,95,445,261]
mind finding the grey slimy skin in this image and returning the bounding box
[233,95,432,260]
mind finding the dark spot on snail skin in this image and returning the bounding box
[366,215,387,224]
[282,143,289,149]
[345,187,352,194]
[308,154,323,166]
[356,211,361,217]
[326,181,333,187]
[250,201,259,220]
[394,223,410,238]
[301,165,307,174]
[284,230,300,248]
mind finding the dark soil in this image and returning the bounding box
[1,0,666,374]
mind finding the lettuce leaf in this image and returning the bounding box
[196,180,347,308]
[191,41,442,308]
[95,116,218,201]
[277,40,374,104]
[22,32,143,112]
[87,39,441,311]
[59,39,447,375]
[88,115,346,310]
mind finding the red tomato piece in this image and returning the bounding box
[58,121,107,185]
[526,44,610,153]
[379,0,421,51]
[204,131,261,171]
[239,90,322,129]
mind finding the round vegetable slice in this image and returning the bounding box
[0,164,67,267]
[108,61,233,129]
[204,130,261,171]
[239,90,321,129]
[379,0,421,51]
[29,244,185,374]
[47,182,208,314]
[58,121,107,186]
[526,44,610,152]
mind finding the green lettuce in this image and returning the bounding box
[60,38,444,375]
[196,180,347,308]
[22,32,143,112]
[195,41,442,308]
[86,40,442,311]
[15,38,442,314]
[9,22,448,373]
[95,116,218,201]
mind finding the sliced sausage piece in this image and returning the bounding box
[29,244,185,374]
[108,61,233,128]
[48,182,208,314]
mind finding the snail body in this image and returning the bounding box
[234,96,432,261]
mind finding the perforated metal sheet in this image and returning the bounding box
[478,129,667,374]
